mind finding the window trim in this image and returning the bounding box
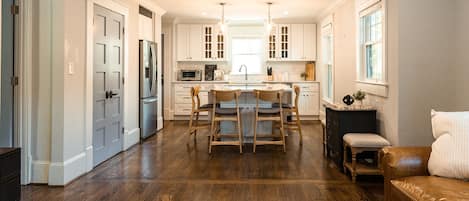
[230,37,264,75]
[356,0,388,97]
[321,21,334,104]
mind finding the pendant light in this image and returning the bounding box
[266,2,274,32]
[218,3,227,33]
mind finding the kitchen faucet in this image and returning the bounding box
[239,64,248,81]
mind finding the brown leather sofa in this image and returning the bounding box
[380,147,469,201]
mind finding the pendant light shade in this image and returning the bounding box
[219,3,227,33]
[266,2,274,32]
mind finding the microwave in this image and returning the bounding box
[178,70,202,81]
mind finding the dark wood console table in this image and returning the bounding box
[0,148,21,201]
[325,105,377,168]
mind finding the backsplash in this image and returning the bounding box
[174,61,313,82]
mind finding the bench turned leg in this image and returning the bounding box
[351,148,357,183]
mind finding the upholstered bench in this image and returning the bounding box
[343,133,391,182]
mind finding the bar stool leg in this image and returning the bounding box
[195,112,200,136]
[280,115,286,153]
[253,115,258,153]
[188,111,194,136]
[237,112,243,154]
[209,117,216,154]
[295,109,303,145]
[351,148,357,183]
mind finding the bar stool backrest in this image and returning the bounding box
[191,86,202,110]
[254,89,283,111]
[210,89,241,111]
[293,85,300,109]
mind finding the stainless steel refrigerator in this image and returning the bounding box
[139,40,158,139]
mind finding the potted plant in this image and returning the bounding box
[353,90,366,106]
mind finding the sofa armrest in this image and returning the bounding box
[380,147,431,201]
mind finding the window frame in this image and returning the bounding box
[230,37,264,75]
[321,23,334,103]
[356,1,388,97]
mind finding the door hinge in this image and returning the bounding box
[122,77,125,85]
[122,127,125,134]
[123,27,125,35]
[11,76,19,87]
[11,4,19,15]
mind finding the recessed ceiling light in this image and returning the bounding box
[283,11,289,15]
[202,12,208,16]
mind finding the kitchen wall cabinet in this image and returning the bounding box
[268,24,317,61]
[177,24,203,61]
[202,25,225,61]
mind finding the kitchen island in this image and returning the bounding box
[208,84,292,142]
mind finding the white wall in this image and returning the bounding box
[30,0,164,185]
[318,0,468,146]
[454,0,469,111]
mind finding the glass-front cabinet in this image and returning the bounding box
[267,24,290,61]
[203,25,225,61]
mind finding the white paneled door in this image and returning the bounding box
[93,5,124,166]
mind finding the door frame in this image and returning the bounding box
[2,0,34,184]
[86,0,128,171]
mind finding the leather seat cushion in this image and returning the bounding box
[272,103,293,109]
[391,176,469,200]
[215,108,237,115]
[199,104,214,109]
[343,133,391,147]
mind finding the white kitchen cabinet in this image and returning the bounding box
[293,83,320,116]
[303,24,317,61]
[290,24,317,61]
[202,25,225,61]
[268,24,317,61]
[176,24,202,61]
[173,84,213,116]
[291,24,304,60]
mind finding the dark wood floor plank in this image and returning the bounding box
[21,120,383,201]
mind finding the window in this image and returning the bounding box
[231,38,263,74]
[358,3,385,83]
[322,24,334,102]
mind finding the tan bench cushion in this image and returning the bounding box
[343,133,390,147]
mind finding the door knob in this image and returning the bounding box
[109,91,118,98]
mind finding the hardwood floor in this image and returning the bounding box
[21,121,383,201]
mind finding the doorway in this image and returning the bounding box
[92,4,125,166]
[0,0,16,147]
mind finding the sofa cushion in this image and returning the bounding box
[429,110,469,179]
[391,176,469,200]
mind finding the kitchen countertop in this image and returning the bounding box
[172,80,320,84]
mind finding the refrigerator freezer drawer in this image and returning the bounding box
[140,98,158,139]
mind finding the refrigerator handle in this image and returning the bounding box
[150,43,157,96]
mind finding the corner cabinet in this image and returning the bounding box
[267,24,316,61]
[177,24,203,61]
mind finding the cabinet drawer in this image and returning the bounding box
[174,85,193,93]
[174,104,192,115]
[175,95,192,104]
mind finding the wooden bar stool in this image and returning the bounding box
[208,89,243,154]
[281,85,304,145]
[187,86,211,138]
[253,89,286,153]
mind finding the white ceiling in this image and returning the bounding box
[154,0,341,21]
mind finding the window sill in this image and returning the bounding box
[355,80,388,97]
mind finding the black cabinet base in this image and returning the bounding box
[0,148,21,201]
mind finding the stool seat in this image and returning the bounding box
[343,133,391,147]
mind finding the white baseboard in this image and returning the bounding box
[48,152,87,186]
[85,146,93,172]
[157,116,164,130]
[31,160,50,184]
[124,128,140,150]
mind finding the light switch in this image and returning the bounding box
[68,62,74,75]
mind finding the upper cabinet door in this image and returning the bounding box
[291,24,304,60]
[176,24,190,61]
[189,25,203,60]
[303,24,317,61]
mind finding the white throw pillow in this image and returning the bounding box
[428,110,469,179]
